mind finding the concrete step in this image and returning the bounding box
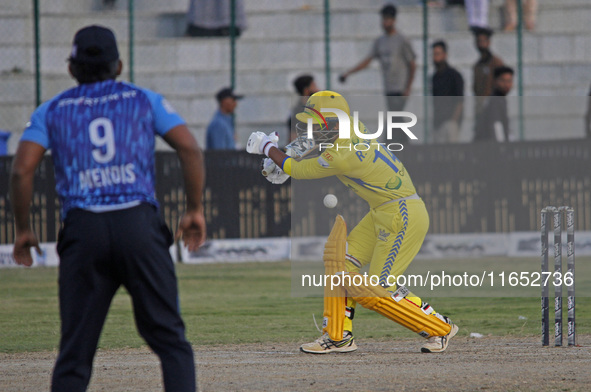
[13,56,586,110]
[2,0,589,43]
[5,67,585,116]
[0,13,187,46]
[135,2,591,40]
[248,0,591,37]
[9,29,588,77]
[0,0,189,14]
[318,0,591,11]
[2,37,588,114]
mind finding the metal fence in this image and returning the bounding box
[5,0,588,155]
[0,151,291,244]
[1,139,590,244]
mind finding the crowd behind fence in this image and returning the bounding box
[1,139,590,244]
[2,0,591,155]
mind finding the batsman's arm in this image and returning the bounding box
[163,124,206,250]
[267,147,339,180]
[10,141,46,266]
[267,146,289,170]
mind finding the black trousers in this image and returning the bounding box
[51,204,195,392]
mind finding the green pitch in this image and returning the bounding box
[0,258,589,353]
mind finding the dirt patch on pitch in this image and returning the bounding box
[1,336,590,391]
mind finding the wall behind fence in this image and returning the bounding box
[1,138,589,244]
[3,1,591,155]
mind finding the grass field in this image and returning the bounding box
[1,259,589,353]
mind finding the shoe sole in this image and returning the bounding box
[421,324,459,353]
[300,343,358,354]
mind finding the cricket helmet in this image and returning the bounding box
[295,91,350,144]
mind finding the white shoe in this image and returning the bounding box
[421,317,459,353]
[300,331,358,354]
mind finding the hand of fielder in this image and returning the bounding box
[13,229,42,267]
[176,209,207,252]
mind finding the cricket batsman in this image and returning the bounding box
[246,91,458,354]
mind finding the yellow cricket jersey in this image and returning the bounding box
[282,121,417,209]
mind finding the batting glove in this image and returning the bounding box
[246,131,278,156]
[261,158,290,184]
[267,131,279,146]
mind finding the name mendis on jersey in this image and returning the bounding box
[79,163,136,190]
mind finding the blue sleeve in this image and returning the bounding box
[20,101,51,149]
[142,89,185,136]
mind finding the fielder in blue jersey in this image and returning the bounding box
[10,25,205,392]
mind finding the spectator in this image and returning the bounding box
[431,40,464,143]
[473,27,504,98]
[206,87,242,150]
[287,74,319,143]
[339,4,416,143]
[472,26,504,138]
[585,83,591,138]
[504,0,538,31]
[465,0,490,31]
[186,0,247,37]
[103,0,116,8]
[474,66,514,142]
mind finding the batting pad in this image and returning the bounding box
[343,273,451,338]
[322,215,347,341]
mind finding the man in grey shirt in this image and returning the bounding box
[339,4,416,143]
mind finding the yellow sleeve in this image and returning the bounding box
[282,153,345,180]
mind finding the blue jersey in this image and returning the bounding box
[21,80,185,219]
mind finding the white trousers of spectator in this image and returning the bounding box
[465,0,490,29]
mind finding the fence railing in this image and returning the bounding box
[1,139,590,244]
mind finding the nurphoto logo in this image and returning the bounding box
[304,107,418,151]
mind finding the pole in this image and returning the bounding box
[33,0,41,106]
[517,0,524,140]
[422,0,429,144]
[230,0,236,90]
[128,0,135,83]
[230,0,237,131]
[324,0,331,90]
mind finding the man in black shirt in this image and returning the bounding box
[474,66,514,142]
[287,74,319,144]
[431,40,464,143]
